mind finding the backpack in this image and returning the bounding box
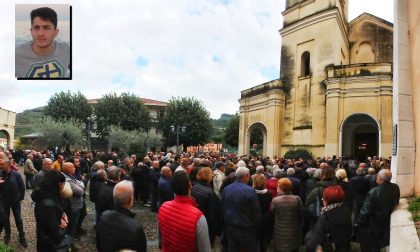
[308,187,323,218]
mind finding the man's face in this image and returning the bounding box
[31,17,58,49]
[44,160,52,170]
[73,158,80,168]
[0,161,10,172]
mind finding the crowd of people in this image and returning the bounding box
[0,148,400,252]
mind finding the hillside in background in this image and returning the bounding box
[211,113,234,144]
[15,106,45,138]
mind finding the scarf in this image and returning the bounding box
[255,189,268,194]
[321,202,343,214]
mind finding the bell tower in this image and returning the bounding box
[278,0,349,156]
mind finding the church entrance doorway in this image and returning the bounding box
[246,122,267,157]
[341,114,379,162]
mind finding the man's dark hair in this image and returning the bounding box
[171,171,189,196]
[30,7,58,29]
[66,156,79,164]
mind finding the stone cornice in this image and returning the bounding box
[280,8,348,44]
[240,79,285,99]
[323,74,393,85]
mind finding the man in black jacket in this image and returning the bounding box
[347,167,369,221]
[96,180,147,252]
[157,166,174,208]
[149,161,161,212]
[357,169,400,252]
[0,158,27,247]
[96,166,121,221]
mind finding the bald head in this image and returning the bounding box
[62,162,75,176]
[359,163,367,169]
[107,166,121,182]
[113,180,134,209]
[161,166,172,177]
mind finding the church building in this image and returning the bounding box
[238,0,393,160]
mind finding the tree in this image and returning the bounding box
[107,126,162,158]
[224,114,239,147]
[95,93,151,138]
[35,117,86,151]
[44,90,92,123]
[160,97,213,148]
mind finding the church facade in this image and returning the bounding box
[238,0,393,160]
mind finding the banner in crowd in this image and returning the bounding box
[187,143,223,153]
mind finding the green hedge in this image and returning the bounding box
[0,243,13,252]
[284,148,313,160]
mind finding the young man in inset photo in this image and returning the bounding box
[15,7,70,78]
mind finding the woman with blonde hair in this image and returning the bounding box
[253,174,273,252]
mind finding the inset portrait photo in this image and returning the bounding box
[15,4,71,79]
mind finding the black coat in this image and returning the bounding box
[96,180,117,220]
[157,176,174,207]
[192,181,220,241]
[0,200,4,228]
[0,170,25,204]
[357,181,400,250]
[96,206,147,252]
[347,175,369,220]
[148,168,160,193]
[256,190,273,240]
[305,205,352,252]
[31,190,66,252]
[33,156,43,172]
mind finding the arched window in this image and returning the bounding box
[301,51,310,76]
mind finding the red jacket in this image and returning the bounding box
[158,195,203,252]
[266,178,279,198]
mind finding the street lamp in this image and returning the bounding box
[83,116,96,152]
[171,125,186,155]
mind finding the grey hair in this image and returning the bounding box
[266,165,274,175]
[273,168,284,179]
[193,158,200,165]
[113,180,134,207]
[313,169,322,179]
[107,166,121,181]
[256,165,264,173]
[367,167,376,175]
[237,160,246,168]
[43,158,52,164]
[97,169,107,181]
[378,169,392,182]
[235,167,250,180]
[92,161,105,171]
[287,168,295,176]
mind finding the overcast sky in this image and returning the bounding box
[0,0,393,119]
